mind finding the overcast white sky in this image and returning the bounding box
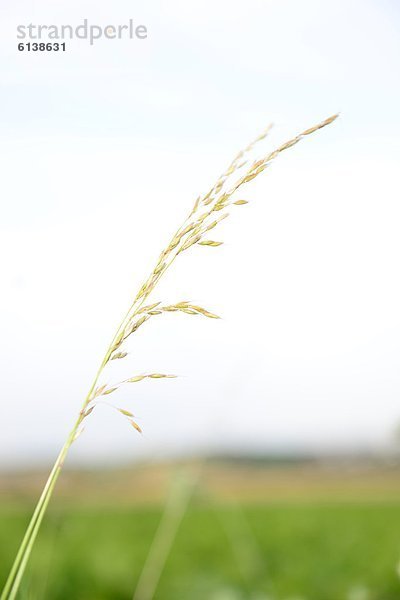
[0,0,400,467]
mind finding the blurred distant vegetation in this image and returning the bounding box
[1,458,400,599]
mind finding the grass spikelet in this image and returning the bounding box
[129,420,143,434]
[83,406,95,418]
[2,114,337,599]
[180,234,202,252]
[128,375,146,383]
[159,302,219,319]
[127,374,177,383]
[128,315,150,335]
[189,306,220,319]
[118,408,135,417]
[137,302,161,314]
[102,387,118,396]
[302,113,338,135]
[154,261,166,275]
[93,384,107,398]
[205,214,229,231]
[110,351,128,361]
[198,240,223,247]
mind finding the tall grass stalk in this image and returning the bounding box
[133,466,261,599]
[216,500,264,587]
[1,114,337,599]
[133,467,200,600]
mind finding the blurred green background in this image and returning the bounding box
[1,458,400,600]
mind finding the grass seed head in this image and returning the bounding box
[1,114,338,600]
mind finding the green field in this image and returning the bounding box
[1,501,400,600]
[2,462,400,599]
